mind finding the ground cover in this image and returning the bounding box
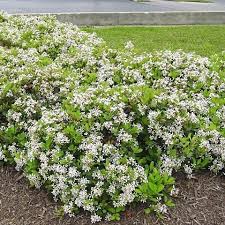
[0,12,225,224]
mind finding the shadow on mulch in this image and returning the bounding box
[1,166,225,225]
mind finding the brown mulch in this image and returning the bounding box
[1,166,225,225]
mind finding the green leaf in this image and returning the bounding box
[157,184,164,193]
[144,208,152,214]
[132,146,143,154]
[149,182,158,194]
[141,87,155,104]
[165,200,175,207]
[25,159,39,173]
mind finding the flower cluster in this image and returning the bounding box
[0,11,225,223]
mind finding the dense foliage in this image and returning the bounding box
[0,12,225,223]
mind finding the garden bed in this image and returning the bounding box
[1,166,225,225]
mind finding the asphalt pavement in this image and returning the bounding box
[0,0,225,14]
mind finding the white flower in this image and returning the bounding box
[155,202,168,214]
[117,129,132,143]
[170,185,179,196]
[54,132,70,145]
[91,214,102,223]
[184,164,193,179]
[124,41,134,50]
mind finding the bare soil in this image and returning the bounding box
[1,166,225,225]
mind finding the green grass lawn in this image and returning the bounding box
[138,0,212,2]
[83,25,225,57]
[173,0,212,2]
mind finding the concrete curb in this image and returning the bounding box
[12,11,225,26]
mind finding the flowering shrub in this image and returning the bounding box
[0,11,225,223]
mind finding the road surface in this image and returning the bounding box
[0,0,225,14]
